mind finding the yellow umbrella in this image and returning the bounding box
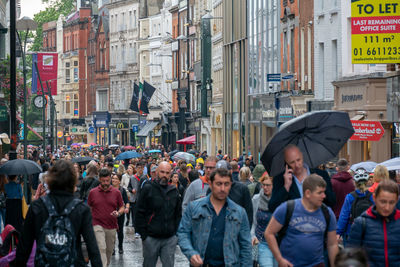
[82,144,90,148]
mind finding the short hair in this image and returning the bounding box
[302,174,327,195]
[336,158,349,172]
[334,248,368,267]
[107,162,114,168]
[230,161,239,171]
[210,168,232,182]
[188,170,199,182]
[47,160,77,193]
[239,166,251,181]
[135,161,145,167]
[205,156,218,164]
[99,168,111,178]
[375,180,399,198]
[374,165,389,183]
[259,172,273,184]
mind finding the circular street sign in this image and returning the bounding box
[33,95,47,108]
[57,131,63,138]
[88,127,95,133]
[70,135,75,140]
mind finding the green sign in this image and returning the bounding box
[71,128,78,133]
[0,106,7,122]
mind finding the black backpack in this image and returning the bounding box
[277,199,330,245]
[350,191,373,224]
[35,195,81,266]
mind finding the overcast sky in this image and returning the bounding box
[20,0,48,19]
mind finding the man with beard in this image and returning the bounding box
[88,168,124,267]
[135,162,182,267]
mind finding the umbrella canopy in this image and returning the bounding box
[124,145,135,150]
[149,149,161,153]
[71,143,81,147]
[109,144,119,149]
[81,144,90,148]
[350,161,377,173]
[188,149,199,155]
[72,157,96,165]
[176,135,196,145]
[373,157,400,171]
[173,152,196,164]
[261,111,355,177]
[0,159,42,175]
[115,151,143,161]
[89,142,98,146]
[168,150,180,157]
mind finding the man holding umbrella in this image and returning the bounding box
[269,144,336,212]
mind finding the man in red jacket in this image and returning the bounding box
[331,159,355,219]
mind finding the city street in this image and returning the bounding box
[109,227,189,267]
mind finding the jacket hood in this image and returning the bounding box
[332,171,353,182]
[365,206,400,221]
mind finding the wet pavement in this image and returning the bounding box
[109,226,189,266]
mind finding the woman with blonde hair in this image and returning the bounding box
[369,164,389,193]
[239,166,252,186]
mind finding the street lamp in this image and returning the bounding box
[16,16,37,159]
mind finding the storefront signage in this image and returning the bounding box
[342,94,363,103]
[267,74,281,82]
[351,0,400,63]
[132,125,138,132]
[262,110,276,119]
[116,122,128,129]
[71,127,87,134]
[350,120,385,141]
[278,97,293,122]
[57,131,63,138]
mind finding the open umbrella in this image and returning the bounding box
[115,151,143,161]
[176,135,196,145]
[350,161,378,173]
[373,157,400,171]
[72,157,96,165]
[0,159,42,175]
[149,149,161,153]
[188,149,199,155]
[173,152,196,164]
[261,111,355,177]
[89,142,98,146]
[168,149,180,157]
[109,144,119,149]
[71,143,81,147]
[81,144,90,148]
[124,145,135,150]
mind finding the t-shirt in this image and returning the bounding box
[273,199,336,267]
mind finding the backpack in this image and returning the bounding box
[35,195,81,266]
[350,191,373,224]
[277,200,330,245]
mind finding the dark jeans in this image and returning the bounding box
[129,202,135,227]
[117,214,125,249]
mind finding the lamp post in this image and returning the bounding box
[16,17,37,159]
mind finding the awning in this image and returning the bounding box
[176,135,196,145]
[155,130,162,137]
[351,114,365,121]
[137,121,159,137]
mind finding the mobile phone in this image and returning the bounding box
[285,163,293,171]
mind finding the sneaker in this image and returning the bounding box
[119,248,123,254]
[112,249,115,256]
[135,233,141,239]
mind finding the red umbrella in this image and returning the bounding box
[124,145,135,150]
[176,135,195,145]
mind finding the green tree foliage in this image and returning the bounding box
[31,0,75,51]
[0,56,25,107]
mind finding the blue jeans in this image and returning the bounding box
[258,241,277,267]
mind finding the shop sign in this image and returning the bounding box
[278,97,293,122]
[0,106,7,122]
[262,110,276,120]
[57,131,63,138]
[350,120,385,141]
[116,122,128,129]
[71,127,87,134]
[351,0,400,64]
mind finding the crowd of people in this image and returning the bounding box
[0,143,399,266]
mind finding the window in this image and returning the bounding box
[133,10,137,28]
[97,90,108,111]
[66,69,70,83]
[74,61,78,66]
[66,62,70,68]
[74,68,78,82]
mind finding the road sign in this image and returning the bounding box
[350,120,385,141]
[351,0,400,64]
[281,73,296,81]
[88,127,95,133]
[267,74,281,82]
[57,131,63,138]
[132,125,139,133]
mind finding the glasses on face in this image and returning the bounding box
[205,166,216,170]
[262,183,272,187]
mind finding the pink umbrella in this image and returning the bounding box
[124,145,135,150]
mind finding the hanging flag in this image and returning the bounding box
[31,52,58,95]
[139,81,156,114]
[130,82,140,112]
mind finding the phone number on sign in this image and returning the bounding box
[353,46,400,56]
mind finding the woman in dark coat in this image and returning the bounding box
[15,159,102,267]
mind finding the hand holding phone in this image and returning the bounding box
[283,164,293,192]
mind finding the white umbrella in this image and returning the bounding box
[350,161,377,173]
[373,157,400,172]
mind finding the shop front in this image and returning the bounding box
[93,111,110,146]
[333,73,392,164]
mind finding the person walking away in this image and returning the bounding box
[111,173,130,254]
[368,165,389,193]
[251,172,277,267]
[15,159,102,266]
[0,174,7,232]
[230,161,240,182]
[347,180,400,266]
[181,156,218,212]
[268,144,336,212]
[336,168,374,246]
[331,158,355,220]
[122,164,134,227]
[135,162,181,267]
[265,174,338,267]
[4,175,23,233]
[248,164,265,198]
[88,168,125,267]
[79,164,100,202]
[177,168,252,267]
[239,166,252,186]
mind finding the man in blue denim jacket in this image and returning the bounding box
[177,168,252,267]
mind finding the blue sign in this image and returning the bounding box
[282,73,295,80]
[267,73,281,82]
[132,125,139,133]
[88,127,95,134]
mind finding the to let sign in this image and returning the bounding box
[350,120,385,141]
[351,0,400,64]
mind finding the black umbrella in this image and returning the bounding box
[168,149,180,157]
[0,159,42,175]
[72,157,96,165]
[261,111,354,177]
